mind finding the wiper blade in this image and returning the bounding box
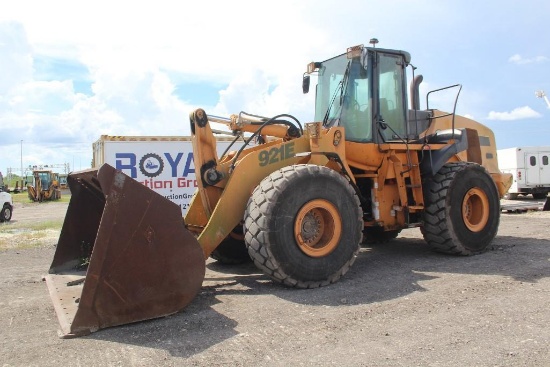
[323,80,343,126]
[340,60,352,105]
[323,60,352,127]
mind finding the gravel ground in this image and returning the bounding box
[0,200,549,366]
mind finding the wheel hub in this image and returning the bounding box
[294,199,342,257]
[462,187,489,232]
[301,210,325,244]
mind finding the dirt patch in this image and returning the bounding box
[7,201,68,224]
[0,228,60,250]
[1,202,549,366]
[0,202,66,250]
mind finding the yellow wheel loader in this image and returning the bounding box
[45,44,512,337]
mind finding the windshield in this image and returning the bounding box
[36,172,51,187]
[314,53,372,142]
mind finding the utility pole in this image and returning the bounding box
[535,90,550,108]
[20,140,23,180]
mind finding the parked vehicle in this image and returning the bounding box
[0,188,13,222]
[27,170,61,202]
[497,146,550,199]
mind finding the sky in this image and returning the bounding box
[1,0,549,177]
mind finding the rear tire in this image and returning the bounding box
[532,192,548,200]
[422,162,500,255]
[210,227,251,264]
[244,165,363,288]
[362,227,401,245]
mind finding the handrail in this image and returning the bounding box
[426,84,462,140]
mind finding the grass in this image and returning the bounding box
[1,191,70,250]
[11,192,71,204]
[11,192,28,204]
[1,219,64,231]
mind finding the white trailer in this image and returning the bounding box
[92,135,245,214]
[497,146,550,199]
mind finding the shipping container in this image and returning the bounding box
[92,135,246,213]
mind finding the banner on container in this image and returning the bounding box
[102,140,240,214]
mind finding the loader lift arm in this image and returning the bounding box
[186,108,311,259]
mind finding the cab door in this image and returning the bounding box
[375,52,407,142]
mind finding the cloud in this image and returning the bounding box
[0,20,211,173]
[486,106,542,121]
[211,69,315,128]
[508,54,549,65]
[0,22,33,94]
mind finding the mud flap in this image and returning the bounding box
[44,164,205,338]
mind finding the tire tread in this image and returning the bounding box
[244,165,362,288]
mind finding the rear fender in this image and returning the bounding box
[419,128,470,176]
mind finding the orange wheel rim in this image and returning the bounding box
[294,199,342,257]
[462,187,489,232]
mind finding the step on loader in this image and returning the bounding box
[46,43,512,337]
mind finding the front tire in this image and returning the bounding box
[0,204,12,222]
[244,165,363,288]
[422,162,500,255]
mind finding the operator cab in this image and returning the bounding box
[303,44,416,144]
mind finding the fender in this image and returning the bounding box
[419,128,481,176]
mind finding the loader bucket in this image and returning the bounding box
[44,164,205,338]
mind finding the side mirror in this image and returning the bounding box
[302,75,310,94]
